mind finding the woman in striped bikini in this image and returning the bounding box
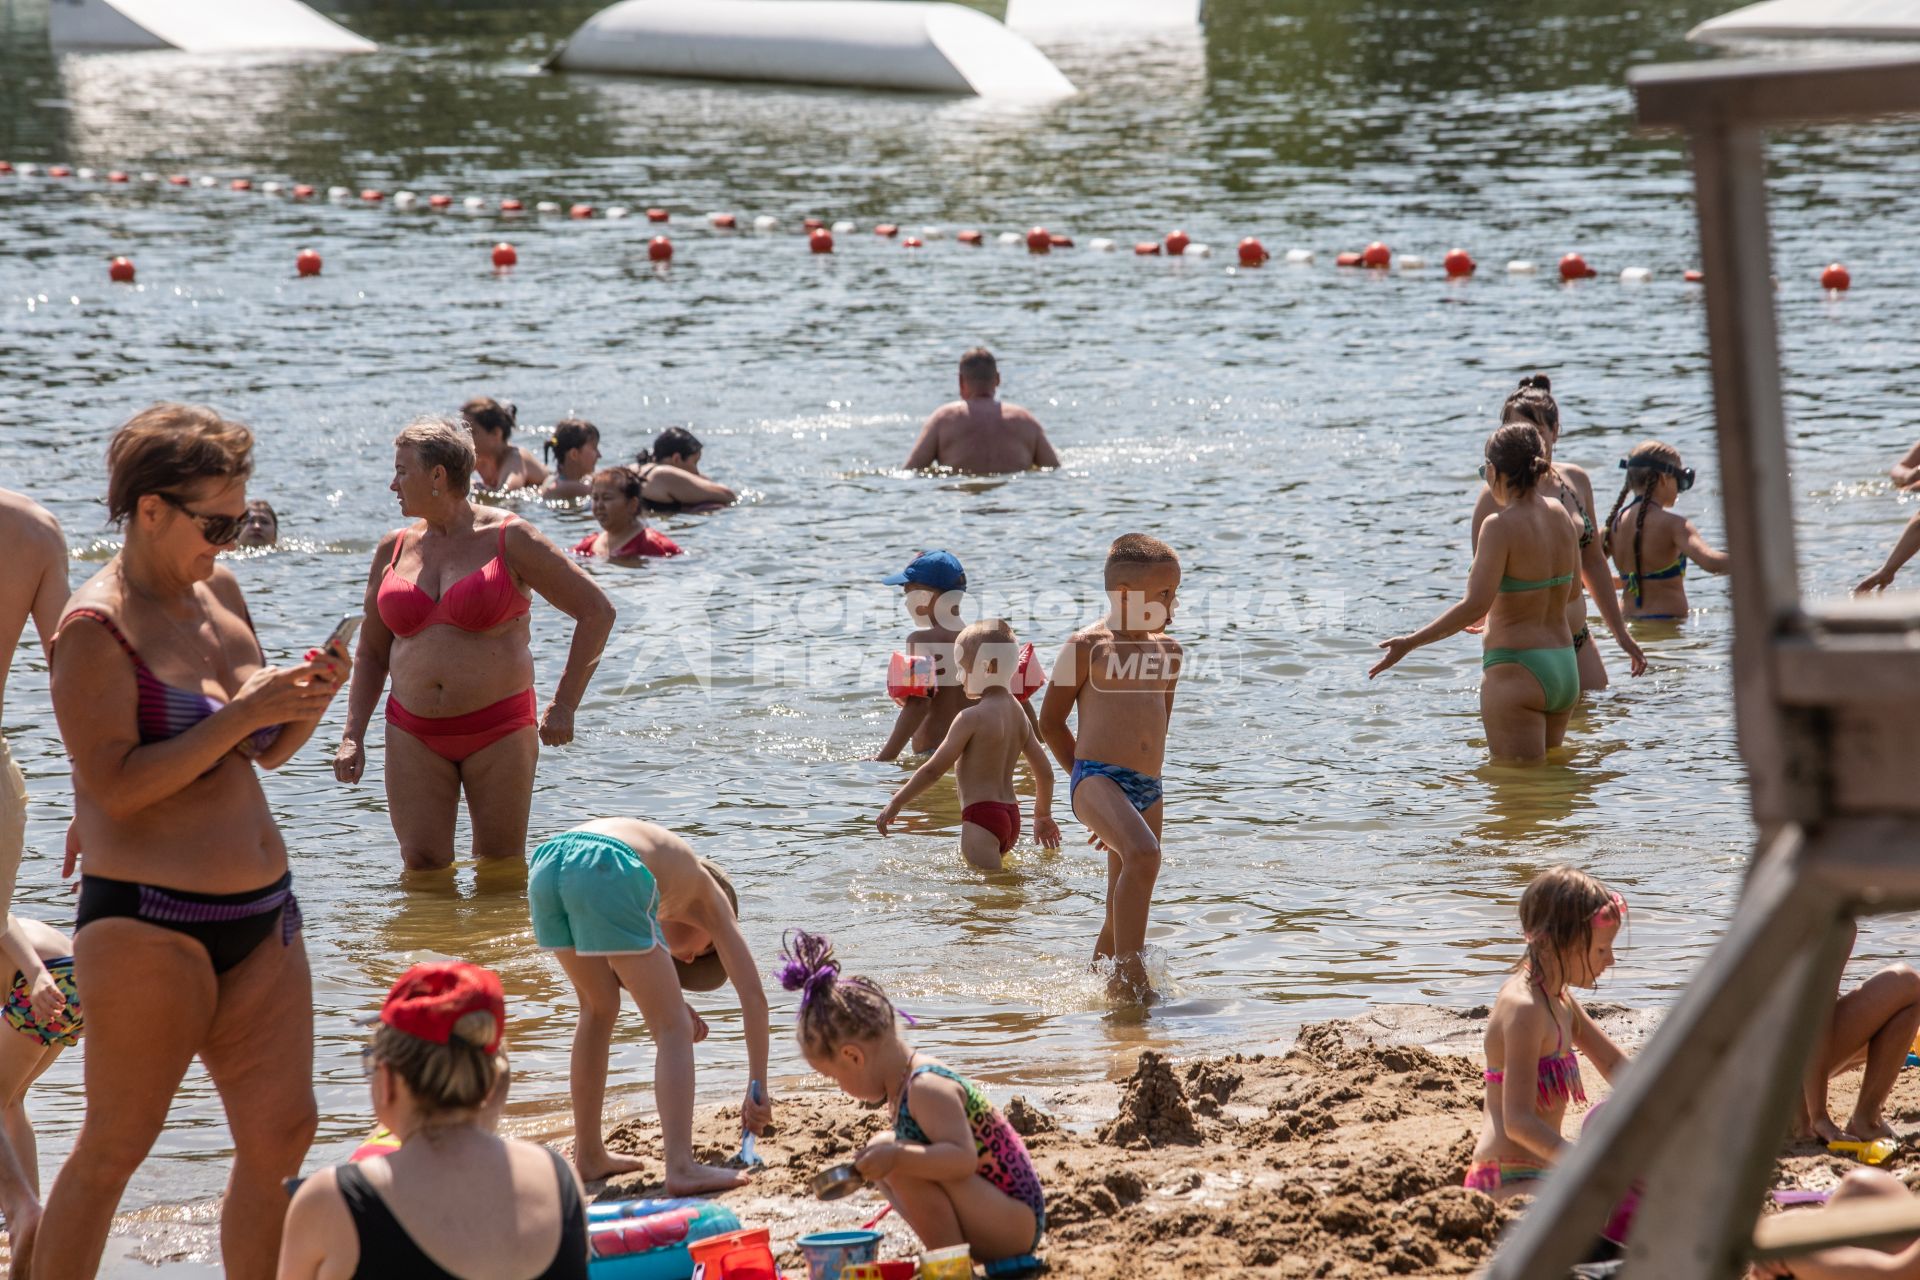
[1466,866,1629,1200]
[37,404,351,1279]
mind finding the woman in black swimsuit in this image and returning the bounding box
[279,962,588,1280]
[1470,376,1645,696]
[39,404,349,1280]
[634,426,736,513]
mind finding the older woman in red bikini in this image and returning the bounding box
[335,417,615,870]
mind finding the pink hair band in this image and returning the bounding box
[1594,892,1626,927]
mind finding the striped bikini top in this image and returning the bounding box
[55,607,281,758]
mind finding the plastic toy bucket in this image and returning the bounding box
[796,1230,883,1280]
[921,1243,974,1280]
[688,1225,776,1279]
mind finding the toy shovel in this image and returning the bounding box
[738,1080,766,1168]
[1828,1137,1899,1165]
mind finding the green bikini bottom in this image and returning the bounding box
[1482,645,1579,714]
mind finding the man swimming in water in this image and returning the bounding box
[903,348,1061,476]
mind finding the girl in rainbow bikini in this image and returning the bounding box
[1466,866,1629,1200]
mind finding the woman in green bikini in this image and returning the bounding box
[1372,423,1580,762]
[1602,441,1730,621]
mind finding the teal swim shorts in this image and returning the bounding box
[528,830,661,956]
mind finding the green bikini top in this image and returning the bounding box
[1499,570,1574,593]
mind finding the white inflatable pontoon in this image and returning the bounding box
[1690,0,1920,44]
[47,0,376,53]
[551,0,1074,98]
[1004,0,1204,36]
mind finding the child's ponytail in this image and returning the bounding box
[778,930,897,1057]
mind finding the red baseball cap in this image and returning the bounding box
[379,962,506,1055]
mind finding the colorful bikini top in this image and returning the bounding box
[1616,499,1688,604]
[1556,477,1596,549]
[377,519,531,638]
[54,607,281,757]
[1498,570,1575,594]
[893,1060,1046,1221]
[1483,1013,1588,1108]
[571,528,682,559]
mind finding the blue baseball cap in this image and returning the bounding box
[882,550,966,592]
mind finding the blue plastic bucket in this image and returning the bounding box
[796,1230,883,1280]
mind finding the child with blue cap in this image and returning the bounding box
[875,551,968,762]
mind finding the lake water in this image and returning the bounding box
[3,0,1919,1245]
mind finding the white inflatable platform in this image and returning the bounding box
[1690,0,1920,44]
[550,0,1074,98]
[48,0,376,53]
[1004,0,1204,37]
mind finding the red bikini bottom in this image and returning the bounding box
[961,801,1022,855]
[386,689,537,763]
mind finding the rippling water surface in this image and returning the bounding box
[3,0,1920,1229]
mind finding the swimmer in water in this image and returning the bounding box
[1038,534,1181,1003]
[572,467,682,561]
[1467,867,1628,1202]
[1476,376,1645,691]
[1602,441,1731,621]
[1855,510,1920,594]
[1372,424,1579,763]
[904,347,1060,476]
[462,397,549,494]
[633,427,735,513]
[877,618,1061,872]
[539,419,601,501]
[236,500,277,548]
[874,551,968,763]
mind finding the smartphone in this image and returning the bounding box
[321,614,361,657]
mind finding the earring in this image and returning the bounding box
[431,487,440,497]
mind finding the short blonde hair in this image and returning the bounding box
[957,618,1019,686]
[371,1013,504,1114]
[395,415,475,496]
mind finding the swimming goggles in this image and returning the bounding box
[1619,457,1695,492]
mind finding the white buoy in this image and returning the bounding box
[262,181,282,194]
[464,195,486,210]
[921,225,944,238]
[832,219,856,234]
[997,231,1022,245]
[1507,260,1539,274]
[551,0,1074,99]
[1088,237,1116,252]
[76,167,96,179]
[1620,266,1652,283]
[198,175,217,187]
[1284,248,1314,264]
[140,171,159,182]
[606,205,629,219]
[16,164,38,176]
[1398,254,1426,270]
[536,201,561,214]
[328,185,351,201]
[754,214,780,231]
[1186,243,1212,257]
[393,190,418,208]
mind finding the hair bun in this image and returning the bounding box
[450,1009,498,1049]
[1520,372,1551,392]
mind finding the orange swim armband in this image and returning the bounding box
[1013,642,1046,702]
[887,652,934,705]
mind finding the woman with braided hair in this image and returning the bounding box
[780,930,1046,1267]
[1603,442,1730,621]
[1471,374,1646,694]
[1373,424,1582,761]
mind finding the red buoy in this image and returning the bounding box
[428,194,452,209]
[501,198,524,212]
[492,242,517,268]
[168,174,189,186]
[0,162,12,175]
[1361,241,1391,268]
[360,189,384,203]
[875,223,899,237]
[230,178,252,191]
[803,217,824,231]
[296,249,323,277]
[293,184,316,199]
[1165,229,1191,257]
[107,170,129,184]
[48,165,72,178]
[1134,242,1161,256]
[570,203,593,219]
[1049,233,1073,248]
[1336,251,1364,267]
[1684,269,1704,284]
[1237,237,1268,266]
[1026,226,1051,254]
[810,227,834,254]
[957,229,983,245]
[648,235,672,262]
[711,213,737,229]
[1821,262,1851,291]
[1558,252,1596,280]
[646,208,669,223]
[108,256,135,283]
[903,236,924,249]
[1443,248,1476,277]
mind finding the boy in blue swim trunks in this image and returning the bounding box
[1038,534,1182,1002]
[529,818,773,1193]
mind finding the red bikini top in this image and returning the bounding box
[377,519,531,639]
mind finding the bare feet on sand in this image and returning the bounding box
[1848,1114,1898,1142]
[665,1161,751,1196]
[575,1149,650,1183]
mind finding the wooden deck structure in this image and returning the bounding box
[1485,52,1920,1280]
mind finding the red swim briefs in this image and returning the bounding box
[961,801,1022,855]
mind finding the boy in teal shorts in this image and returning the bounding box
[529,818,773,1192]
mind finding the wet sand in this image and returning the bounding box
[60,1001,1920,1278]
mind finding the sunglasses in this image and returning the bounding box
[160,494,247,545]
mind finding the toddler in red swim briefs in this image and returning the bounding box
[876,619,1060,872]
